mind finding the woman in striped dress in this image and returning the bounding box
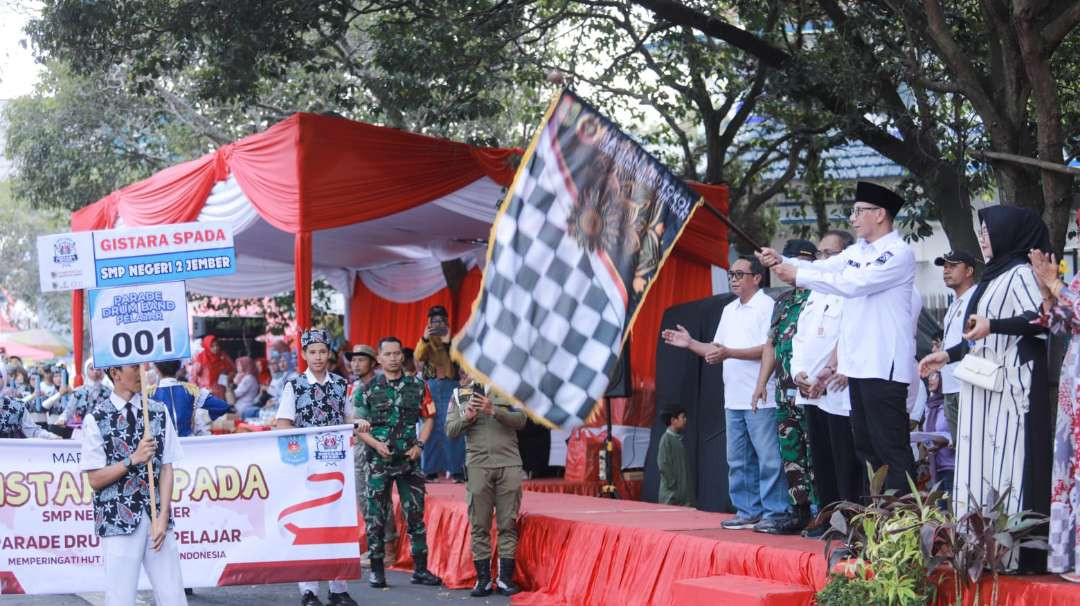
[919,206,1050,571]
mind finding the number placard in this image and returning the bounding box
[88,281,191,367]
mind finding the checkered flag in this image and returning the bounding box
[453,90,702,428]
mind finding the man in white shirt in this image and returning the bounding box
[934,250,979,439]
[81,364,186,606]
[663,256,789,529]
[760,181,917,494]
[789,230,859,531]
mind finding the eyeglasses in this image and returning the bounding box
[849,205,882,217]
[727,270,759,280]
[815,249,841,259]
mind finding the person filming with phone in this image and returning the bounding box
[415,305,466,482]
[445,371,526,597]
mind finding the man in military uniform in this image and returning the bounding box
[276,329,366,606]
[446,375,525,597]
[355,336,442,588]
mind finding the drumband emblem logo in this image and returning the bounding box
[313,432,346,464]
[53,237,79,267]
[278,435,309,465]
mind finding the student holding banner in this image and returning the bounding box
[276,328,368,606]
[80,363,186,606]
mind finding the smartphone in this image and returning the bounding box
[430,325,449,336]
[60,367,69,388]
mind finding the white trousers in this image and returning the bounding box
[102,516,187,606]
[298,580,348,595]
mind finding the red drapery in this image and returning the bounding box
[348,268,483,350]
[71,113,520,233]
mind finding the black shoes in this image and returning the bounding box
[301,591,323,606]
[470,559,494,597]
[411,554,442,586]
[327,591,358,606]
[496,558,521,596]
[368,557,388,588]
[754,506,810,535]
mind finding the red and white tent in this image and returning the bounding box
[70,113,728,459]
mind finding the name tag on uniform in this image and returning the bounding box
[847,260,861,268]
[873,251,894,265]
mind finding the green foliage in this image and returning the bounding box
[815,573,874,605]
[3,64,206,212]
[818,467,1049,606]
[0,180,71,329]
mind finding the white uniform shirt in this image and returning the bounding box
[940,287,975,394]
[81,392,183,471]
[713,289,776,410]
[789,230,916,383]
[906,286,924,413]
[274,369,354,423]
[790,291,850,416]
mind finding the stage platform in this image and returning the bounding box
[522,477,643,501]
[381,484,1080,605]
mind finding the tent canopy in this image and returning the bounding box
[70,112,729,381]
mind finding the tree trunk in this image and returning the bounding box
[923,162,981,257]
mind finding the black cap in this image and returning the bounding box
[782,238,818,259]
[934,250,980,267]
[427,305,448,318]
[855,181,905,217]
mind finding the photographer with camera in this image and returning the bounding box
[415,305,465,482]
[445,372,526,597]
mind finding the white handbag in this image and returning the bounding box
[953,347,1004,392]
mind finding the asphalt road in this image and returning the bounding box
[0,571,510,606]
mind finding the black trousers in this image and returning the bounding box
[805,404,862,507]
[848,378,915,495]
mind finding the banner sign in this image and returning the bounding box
[37,221,236,292]
[88,281,191,368]
[36,232,96,292]
[454,89,703,428]
[0,426,360,595]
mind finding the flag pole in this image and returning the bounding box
[139,364,158,528]
[700,198,764,253]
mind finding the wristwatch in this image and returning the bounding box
[124,456,136,472]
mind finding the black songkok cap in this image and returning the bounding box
[782,239,818,259]
[855,181,905,217]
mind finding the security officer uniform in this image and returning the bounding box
[446,383,526,596]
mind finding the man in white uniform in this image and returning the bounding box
[760,181,917,494]
[663,256,789,529]
[81,364,186,606]
[790,230,859,529]
[934,250,979,439]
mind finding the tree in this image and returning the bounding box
[633,0,1080,254]
[0,180,70,330]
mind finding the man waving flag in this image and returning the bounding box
[453,90,703,428]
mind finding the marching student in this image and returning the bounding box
[276,328,368,606]
[0,390,61,439]
[151,360,231,437]
[80,363,186,606]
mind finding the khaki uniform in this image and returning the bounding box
[445,385,526,560]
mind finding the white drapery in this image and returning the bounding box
[176,176,502,300]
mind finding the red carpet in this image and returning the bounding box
[382,485,1080,605]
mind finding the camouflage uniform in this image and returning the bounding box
[768,288,817,509]
[355,373,436,560]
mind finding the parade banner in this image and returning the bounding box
[87,281,191,368]
[37,220,236,292]
[453,89,703,428]
[0,426,360,595]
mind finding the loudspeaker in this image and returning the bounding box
[191,316,266,340]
